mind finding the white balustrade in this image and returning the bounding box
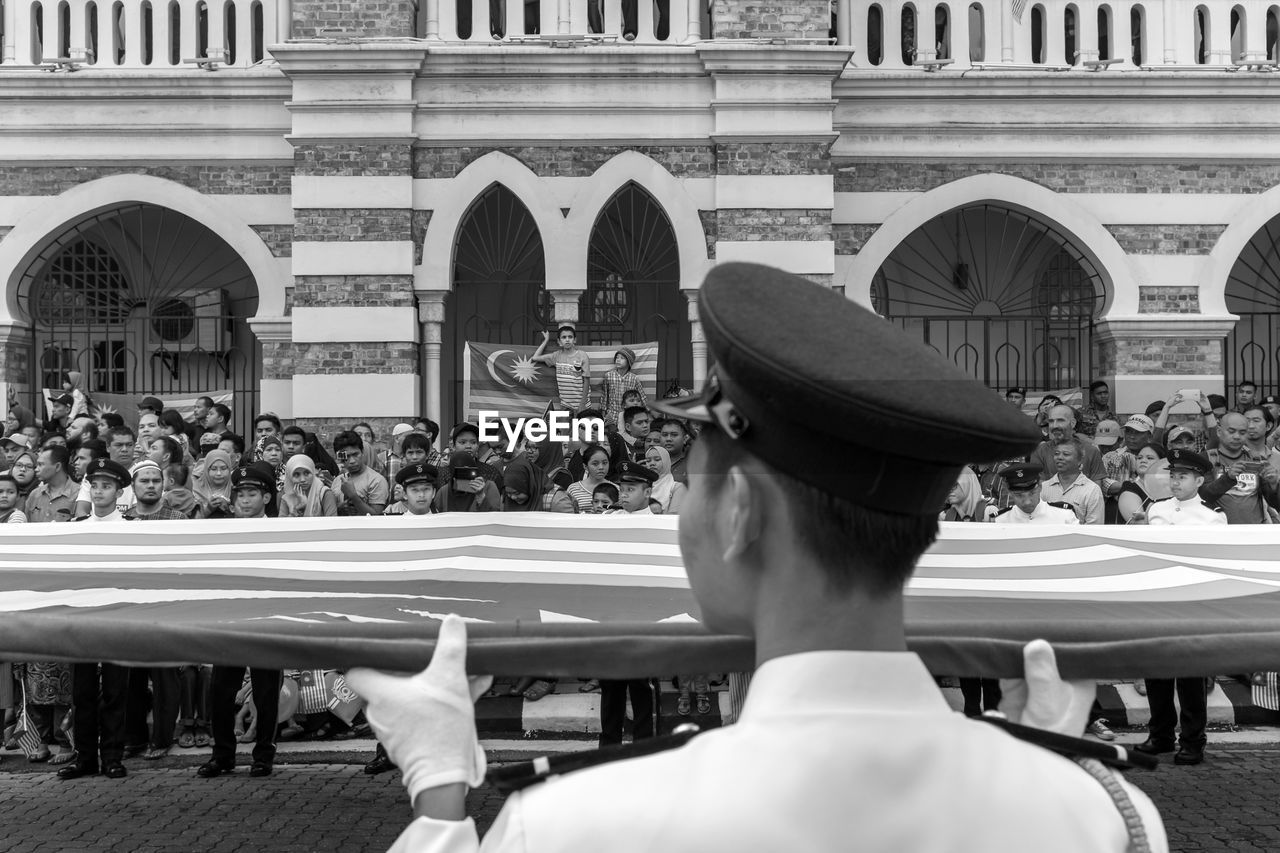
[420,0,699,42]
[0,0,282,66]
[843,0,1280,69]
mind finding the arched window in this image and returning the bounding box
[901,4,916,64]
[226,1,237,63]
[1269,6,1279,60]
[1064,5,1077,64]
[1097,5,1111,60]
[1232,6,1246,62]
[1226,214,1280,391]
[935,3,951,59]
[252,1,264,62]
[1195,5,1209,64]
[85,1,99,63]
[169,0,181,65]
[873,204,1103,391]
[868,3,884,64]
[197,0,209,57]
[1031,4,1045,62]
[969,2,984,61]
[112,1,126,63]
[1131,4,1145,64]
[58,1,71,59]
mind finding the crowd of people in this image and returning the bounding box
[942,379,1279,768]
[0,338,710,782]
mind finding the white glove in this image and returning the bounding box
[998,639,1096,737]
[346,615,494,800]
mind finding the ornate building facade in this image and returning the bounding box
[0,0,1277,435]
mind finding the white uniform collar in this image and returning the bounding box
[740,651,951,720]
[88,508,124,522]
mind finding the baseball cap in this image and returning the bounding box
[392,423,414,438]
[1166,425,1195,444]
[1,434,32,450]
[1093,419,1121,447]
[1124,415,1155,433]
[51,393,74,406]
[138,396,165,413]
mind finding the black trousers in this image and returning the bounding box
[210,666,281,767]
[71,662,129,769]
[1145,677,1208,748]
[599,678,658,747]
[958,678,1002,717]
[125,668,181,749]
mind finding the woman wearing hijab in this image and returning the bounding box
[433,450,500,512]
[304,432,340,482]
[253,435,286,493]
[940,466,987,522]
[643,446,686,515]
[5,404,35,438]
[63,371,91,420]
[10,449,38,505]
[501,440,543,512]
[194,449,235,519]
[278,454,338,518]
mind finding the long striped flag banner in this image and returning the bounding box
[3,516,1280,679]
[463,341,659,421]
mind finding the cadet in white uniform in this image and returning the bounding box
[1144,449,1227,527]
[991,464,1080,524]
[347,263,1167,853]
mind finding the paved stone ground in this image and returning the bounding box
[1,745,1279,852]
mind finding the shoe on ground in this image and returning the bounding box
[56,762,99,780]
[1174,746,1205,766]
[364,753,396,775]
[103,761,127,779]
[143,747,170,761]
[1132,739,1176,755]
[196,759,234,778]
[1086,718,1117,741]
[249,761,273,778]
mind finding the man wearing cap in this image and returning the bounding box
[1133,449,1220,766]
[1030,405,1106,489]
[1078,381,1115,439]
[347,263,1164,853]
[396,463,439,518]
[1005,387,1026,409]
[74,426,136,519]
[602,347,646,429]
[126,459,189,522]
[58,458,133,781]
[44,393,74,434]
[1,432,31,470]
[992,464,1080,524]
[532,325,592,414]
[611,459,657,514]
[199,462,282,780]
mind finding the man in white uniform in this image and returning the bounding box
[991,464,1079,524]
[1144,449,1227,527]
[348,263,1166,853]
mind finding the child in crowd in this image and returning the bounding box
[0,473,27,523]
[163,464,198,518]
[591,482,620,514]
[602,348,646,429]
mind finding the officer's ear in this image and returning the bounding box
[721,463,762,564]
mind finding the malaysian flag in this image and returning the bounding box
[1012,0,1028,24]
[2,518,1280,681]
[463,341,659,420]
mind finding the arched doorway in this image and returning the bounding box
[584,182,689,396]
[442,184,548,426]
[873,204,1103,392]
[1225,214,1280,391]
[19,204,260,433]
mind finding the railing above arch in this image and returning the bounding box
[839,0,1277,70]
[0,0,288,68]
[417,0,706,43]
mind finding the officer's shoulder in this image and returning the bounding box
[1149,496,1173,504]
[1047,501,1075,511]
[1200,500,1224,513]
[993,506,1013,518]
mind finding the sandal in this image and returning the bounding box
[696,694,713,716]
[177,730,196,749]
[578,679,600,693]
[144,747,171,761]
[194,729,211,748]
[27,747,51,763]
[49,750,76,766]
[522,680,554,702]
[677,695,692,716]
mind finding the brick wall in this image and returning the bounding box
[413,145,716,179]
[710,0,831,39]
[717,208,831,242]
[412,210,433,264]
[262,340,297,380]
[292,417,412,451]
[251,225,293,258]
[699,210,717,258]
[294,209,413,242]
[0,164,291,196]
[0,340,28,384]
[717,142,831,176]
[293,275,416,307]
[1096,337,1220,376]
[291,343,419,374]
[295,144,413,177]
[1138,286,1201,314]
[1106,225,1226,255]
[291,0,417,37]
[834,161,1280,194]
[833,223,877,255]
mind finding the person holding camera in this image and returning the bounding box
[432,450,500,513]
[1202,412,1280,524]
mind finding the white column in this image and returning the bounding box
[1045,2,1065,64]
[916,0,937,60]
[882,0,904,67]
[274,0,291,41]
[96,0,119,64]
[685,290,706,389]
[418,293,448,424]
[1001,0,1014,60]
[1244,1,1267,60]
[1075,0,1097,62]
[207,0,227,58]
[67,0,87,61]
[685,0,702,41]
[1161,0,1175,62]
[180,0,198,59]
[1209,3,1231,63]
[152,0,172,65]
[3,0,17,62]
[549,290,584,325]
[952,1,972,65]
[1113,1,1132,64]
[236,0,254,64]
[120,0,145,65]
